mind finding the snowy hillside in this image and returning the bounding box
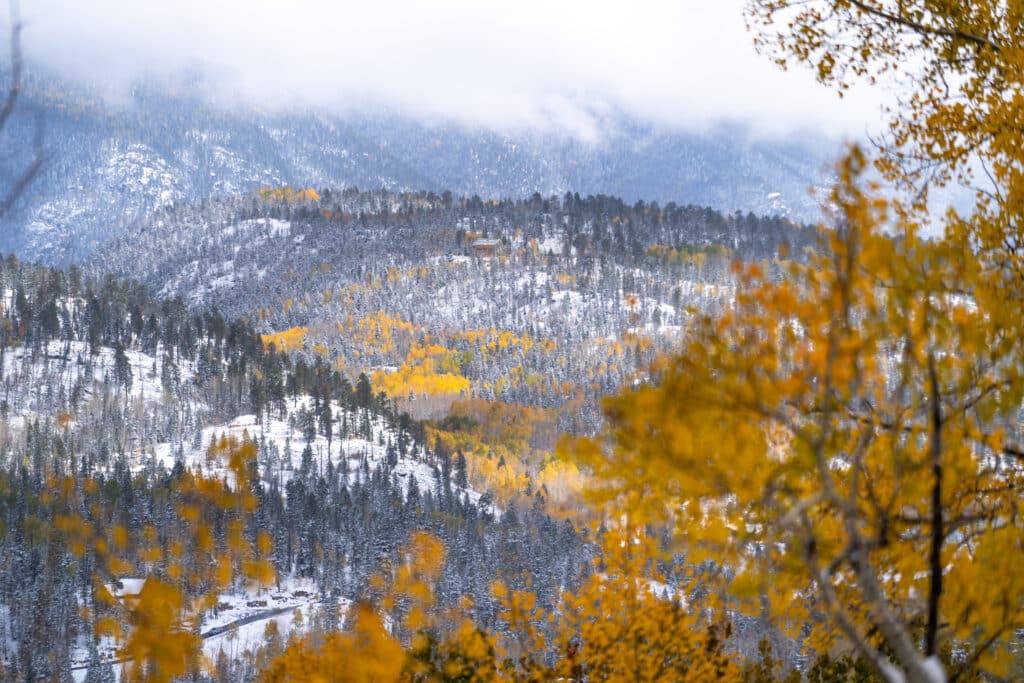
[143,401,490,511]
[0,72,843,265]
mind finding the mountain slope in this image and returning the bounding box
[1,71,840,264]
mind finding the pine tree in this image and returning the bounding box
[455,450,468,490]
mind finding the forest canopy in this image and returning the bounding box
[5,2,1024,682]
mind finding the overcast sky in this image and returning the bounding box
[17,0,889,139]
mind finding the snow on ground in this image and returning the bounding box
[61,387,492,677]
[225,218,291,239]
[0,604,14,669]
[67,575,333,680]
[199,575,332,663]
[537,233,564,255]
[1,345,490,677]
[144,396,489,509]
[0,340,486,508]
[0,340,189,423]
[161,218,294,303]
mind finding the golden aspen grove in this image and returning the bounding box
[253,2,1024,681]
[568,2,1024,681]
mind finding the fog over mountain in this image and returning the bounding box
[0,0,906,265]
[0,67,849,265]
[19,0,887,137]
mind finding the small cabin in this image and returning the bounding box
[471,238,502,258]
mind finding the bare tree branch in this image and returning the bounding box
[0,0,42,219]
[0,105,40,216]
[0,0,21,131]
[925,351,943,657]
[846,0,1001,53]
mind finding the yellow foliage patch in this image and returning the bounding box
[256,186,320,203]
[262,326,308,352]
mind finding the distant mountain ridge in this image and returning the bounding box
[0,70,840,265]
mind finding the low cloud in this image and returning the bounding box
[17,0,889,138]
